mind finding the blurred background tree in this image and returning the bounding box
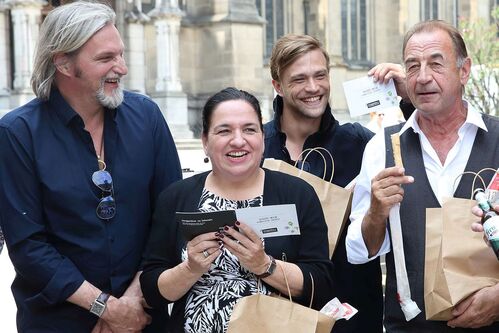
[461,7,498,117]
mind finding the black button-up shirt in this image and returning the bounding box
[0,89,182,332]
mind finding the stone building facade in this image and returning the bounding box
[0,0,496,138]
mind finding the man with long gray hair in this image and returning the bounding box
[0,1,182,332]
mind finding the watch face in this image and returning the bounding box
[90,301,106,317]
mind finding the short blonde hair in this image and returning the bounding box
[270,34,330,82]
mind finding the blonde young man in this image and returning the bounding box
[263,34,382,333]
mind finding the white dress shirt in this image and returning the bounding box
[346,103,488,264]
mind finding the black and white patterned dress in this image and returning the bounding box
[183,188,269,333]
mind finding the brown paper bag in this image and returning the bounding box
[263,153,352,256]
[227,293,335,333]
[227,270,335,333]
[424,197,499,320]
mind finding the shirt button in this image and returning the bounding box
[109,236,115,243]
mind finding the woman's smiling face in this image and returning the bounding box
[202,99,264,182]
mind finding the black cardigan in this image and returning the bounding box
[141,168,334,332]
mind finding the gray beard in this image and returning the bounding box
[96,82,124,109]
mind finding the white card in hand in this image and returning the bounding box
[236,204,300,238]
[342,76,398,117]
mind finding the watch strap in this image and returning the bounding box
[255,255,276,279]
[96,292,110,304]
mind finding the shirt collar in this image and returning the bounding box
[399,100,488,135]
[50,88,80,126]
[49,88,119,127]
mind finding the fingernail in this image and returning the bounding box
[235,221,240,226]
[224,226,229,231]
[218,234,224,238]
[215,232,221,237]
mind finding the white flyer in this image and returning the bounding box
[342,76,398,117]
[236,204,300,238]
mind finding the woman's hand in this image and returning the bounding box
[156,232,221,302]
[219,221,269,275]
[185,232,221,274]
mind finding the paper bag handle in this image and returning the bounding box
[451,168,495,199]
[260,263,315,308]
[279,264,316,308]
[279,262,294,303]
[308,272,315,308]
[471,168,496,198]
[294,147,335,182]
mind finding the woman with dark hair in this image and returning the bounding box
[140,87,333,332]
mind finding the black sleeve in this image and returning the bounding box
[352,121,375,144]
[288,180,335,309]
[140,185,182,307]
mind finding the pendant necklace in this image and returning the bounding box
[97,131,106,171]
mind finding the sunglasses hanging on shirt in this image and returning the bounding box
[92,158,116,220]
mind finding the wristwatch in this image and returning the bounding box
[255,255,276,279]
[89,292,110,317]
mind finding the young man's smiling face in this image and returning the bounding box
[273,48,330,120]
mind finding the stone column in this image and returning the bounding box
[7,0,46,106]
[148,0,192,139]
[0,0,11,110]
[124,0,149,94]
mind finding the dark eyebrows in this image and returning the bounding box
[429,53,444,62]
[289,74,305,81]
[404,57,416,65]
[212,122,259,131]
[404,52,444,65]
[212,124,229,131]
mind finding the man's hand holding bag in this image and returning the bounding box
[424,197,499,320]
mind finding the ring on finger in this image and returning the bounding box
[203,250,210,258]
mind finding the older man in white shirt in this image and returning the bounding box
[346,20,499,333]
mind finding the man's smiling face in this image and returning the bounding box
[273,48,330,120]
